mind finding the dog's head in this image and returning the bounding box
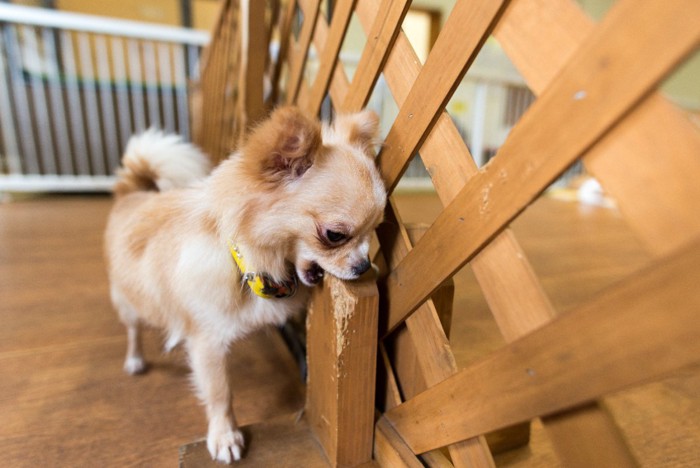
[229,106,386,287]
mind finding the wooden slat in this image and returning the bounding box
[374,417,424,468]
[542,403,637,468]
[377,342,403,411]
[269,0,295,104]
[306,274,378,466]
[353,0,532,461]
[197,0,240,162]
[318,1,492,463]
[472,232,555,341]
[340,0,411,112]
[285,0,321,104]
[377,0,510,192]
[241,0,267,125]
[304,0,356,115]
[496,0,700,256]
[307,3,351,107]
[420,450,454,468]
[377,204,495,468]
[381,216,459,388]
[314,1,634,462]
[356,0,554,346]
[385,236,700,454]
[358,0,556,343]
[382,0,700,332]
[584,94,700,256]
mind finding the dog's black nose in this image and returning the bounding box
[352,258,372,277]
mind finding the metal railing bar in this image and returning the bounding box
[0,3,208,46]
[173,43,190,138]
[110,36,133,149]
[41,26,74,175]
[4,24,40,174]
[0,27,22,175]
[142,40,161,129]
[76,31,105,175]
[94,34,120,172]
[127,38,146,133]
[157,42,176,133]
[59,29,89,175]
[22,25,56,174]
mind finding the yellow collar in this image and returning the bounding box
[228,240,298,299]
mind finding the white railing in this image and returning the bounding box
[0,4,208,192]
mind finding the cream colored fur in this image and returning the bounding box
[104,106,386,464]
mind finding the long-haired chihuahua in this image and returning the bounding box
[104,106,386,463]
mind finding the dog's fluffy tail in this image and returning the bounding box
[113,129,212,196]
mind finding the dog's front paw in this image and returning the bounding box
[207,427,245,464]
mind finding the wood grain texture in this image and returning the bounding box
[496,0,700,256]
[241,0,267,125]
[306,274,379,466]
[195,0,241,162]
[374,417,424,468]
[382,0,700,331]
[386,236,700,454]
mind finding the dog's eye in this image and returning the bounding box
[325,230,347,244]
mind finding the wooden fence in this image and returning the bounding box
[189,0,700,465]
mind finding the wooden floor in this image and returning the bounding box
[1,192,698,466]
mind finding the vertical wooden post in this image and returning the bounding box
[306,274,379,467]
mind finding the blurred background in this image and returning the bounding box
[1,0,697,193]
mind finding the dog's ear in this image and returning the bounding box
[333,110,381,157]
[243,106,322,183]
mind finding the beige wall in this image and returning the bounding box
[50,0,221,32]
[57,0,182,26]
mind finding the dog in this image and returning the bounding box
[104,106,387,463]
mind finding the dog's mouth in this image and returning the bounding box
[300,262,324,286]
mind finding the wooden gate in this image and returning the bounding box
[189,0,700,465]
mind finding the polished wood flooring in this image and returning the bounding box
[1,192,698,466]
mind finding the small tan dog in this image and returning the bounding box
[104,106,386,463]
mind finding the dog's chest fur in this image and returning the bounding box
[108,193,307,345]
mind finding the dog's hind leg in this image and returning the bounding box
[111,287,147,374]
[123,322,147,374]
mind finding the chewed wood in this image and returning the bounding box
[306,275,378,466]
